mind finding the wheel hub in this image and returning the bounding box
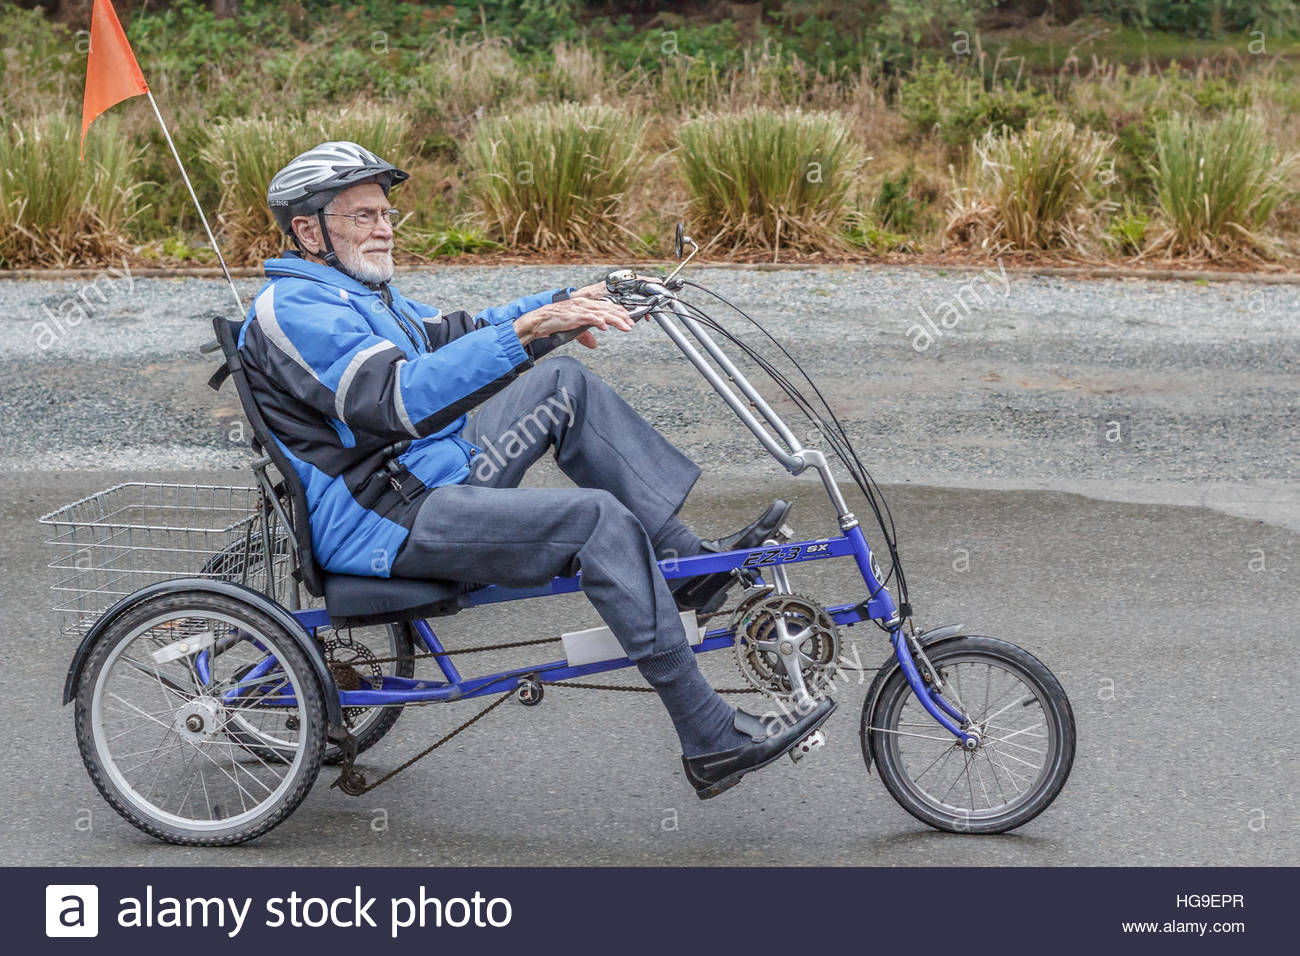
[174,697,226,741]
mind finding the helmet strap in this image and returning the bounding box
[315,209,342,270]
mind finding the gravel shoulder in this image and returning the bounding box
[2,264,1296,527]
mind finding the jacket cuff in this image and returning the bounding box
[494,319,531,368]
[551,286,576,303]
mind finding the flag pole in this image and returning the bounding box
[144,90,244,315]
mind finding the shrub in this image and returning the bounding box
[900,59,1052,151]
[200,108,413,265]
[0,114,145,268]
[675,108,865,256]
[405,226,500,259]
[946,119,1118,254]
[407,35,530,142]
[845,215,912,254]
[1147,111,1296,258]
[874,165,921,233]
[544,40,610,103]
[466,103,645,253]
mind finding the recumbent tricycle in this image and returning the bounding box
[46,225,1075,845]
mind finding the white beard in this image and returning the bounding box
[335,244,394,285]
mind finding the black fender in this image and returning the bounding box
[61,577,343,728]
[859,624,967,774]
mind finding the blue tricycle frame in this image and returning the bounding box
[279,532,969,742]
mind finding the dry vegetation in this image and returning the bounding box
[1,4,1298,270]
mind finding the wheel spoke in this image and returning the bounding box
[870,726,960,742]
[984,744,1041,771]
[912,743,958,784]
[979,694,1035,727]
[984,745,1032,790]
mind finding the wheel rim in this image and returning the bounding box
[878,653,1057,824]
[90,610,311,833]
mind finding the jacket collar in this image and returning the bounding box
[263,251,384,298]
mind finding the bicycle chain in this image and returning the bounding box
[329,606,757,794]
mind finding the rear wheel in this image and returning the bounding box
[74,591,326,846]
[863,636,1075,834]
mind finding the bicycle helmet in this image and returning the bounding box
[267,141,409,267]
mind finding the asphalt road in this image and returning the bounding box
[1,265,1296,865]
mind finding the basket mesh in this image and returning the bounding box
[39,482,293,637]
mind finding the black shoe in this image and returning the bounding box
[673,499,793,614]
[681,696,836,800]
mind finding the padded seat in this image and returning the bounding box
[324,572,465,627]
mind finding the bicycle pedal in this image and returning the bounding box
[789,728,826,763]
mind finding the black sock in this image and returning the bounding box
[637,643,750,757]
[651,515,704,564]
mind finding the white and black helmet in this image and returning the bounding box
[267,140,408,236]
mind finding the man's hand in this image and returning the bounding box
[572,280,608,300]
[514,297,632,350]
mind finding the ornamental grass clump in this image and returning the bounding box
[201,108,413,264]
[946,119,1117,255]
[0,113,145,268]
[467,102,645,254]
[1147,110,1295,259]
[675,107,864,257]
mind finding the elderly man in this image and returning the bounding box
[239,141,833,798]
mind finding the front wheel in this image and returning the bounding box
[862,636,1075,834]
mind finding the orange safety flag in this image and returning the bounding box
[80,0,149,158]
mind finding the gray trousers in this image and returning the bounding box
[391,355,701,660]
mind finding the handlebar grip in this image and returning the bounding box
[550,325,594,345]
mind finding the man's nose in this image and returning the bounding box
[371,217,393,239]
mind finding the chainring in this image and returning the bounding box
[731,589,841,699]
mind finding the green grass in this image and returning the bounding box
[1147,110,1296,258]
[1107,203,1151,255]
[0,114,145,268]
[845,217,912,254]
[466,103,645,254]
[405,226,500,258]
[947,118,1118,254]
[676,108,865,256]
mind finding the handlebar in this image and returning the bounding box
[548,287,659,345]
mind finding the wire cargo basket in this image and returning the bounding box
[39,482,293,638]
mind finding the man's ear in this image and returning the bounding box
[291,215,320,254]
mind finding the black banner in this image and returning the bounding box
[7,866,1291,953]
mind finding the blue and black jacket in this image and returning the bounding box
[238,253,572,576]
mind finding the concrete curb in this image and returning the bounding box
[2,261,1298,284]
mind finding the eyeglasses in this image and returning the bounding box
[323,208,401,229]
